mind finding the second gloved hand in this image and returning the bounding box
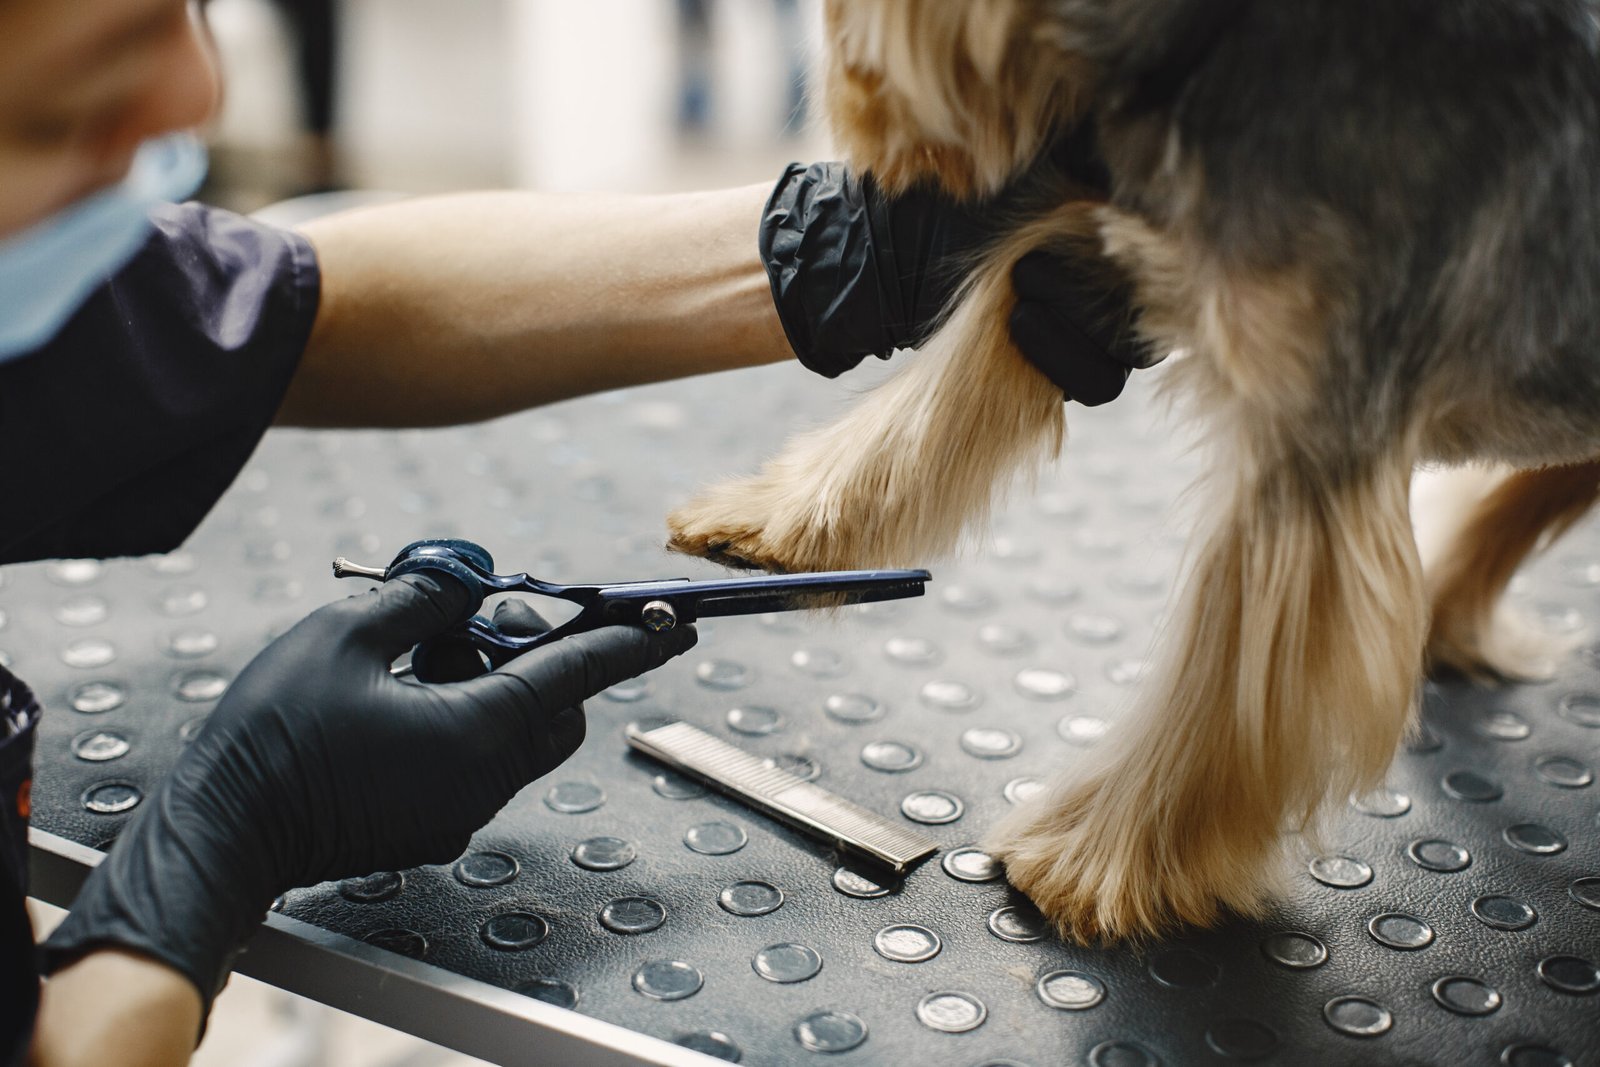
[762,150,1154,404]
[41,573,696,1011]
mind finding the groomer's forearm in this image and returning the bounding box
[278,184,793,427]
[30,949,202,1067]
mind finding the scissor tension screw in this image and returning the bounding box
[641,600,678,632]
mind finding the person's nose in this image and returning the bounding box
[103,8,221,164]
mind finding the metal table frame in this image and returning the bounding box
[29,829,720,1067]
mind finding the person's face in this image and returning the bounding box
[0,0,219,239]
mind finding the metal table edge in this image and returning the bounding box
[28,828,727,1067]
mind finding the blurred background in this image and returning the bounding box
[201,0,831,210]
[31,3,829,1065]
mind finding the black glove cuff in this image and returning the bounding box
[760,162,901,378]
[38,781,273,1023]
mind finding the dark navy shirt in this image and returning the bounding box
[0,202,318,1065]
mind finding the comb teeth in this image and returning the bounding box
[625,720,939,874]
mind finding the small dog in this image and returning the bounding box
[668,0,1600,942]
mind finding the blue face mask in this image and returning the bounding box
[0,133,209,362]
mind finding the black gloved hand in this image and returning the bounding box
[763,144,1153,403]
[1008,249,1153,406]
[40,574,696,1012]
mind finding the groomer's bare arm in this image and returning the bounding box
[278,184,793,427]
[30,949,201,1067]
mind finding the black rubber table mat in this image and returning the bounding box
[11,363,1600,1066]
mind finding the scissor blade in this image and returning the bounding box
[694,575,934,617]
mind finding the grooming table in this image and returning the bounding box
[18,362,1600,1066]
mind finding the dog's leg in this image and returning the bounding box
[987,447,1426,942]
[666,205,1108,571]
[1424,460,1600,681]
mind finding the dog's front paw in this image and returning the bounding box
[985,773,1283,944]
[666,474,843,572]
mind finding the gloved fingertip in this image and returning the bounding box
[1071,362,1133,407]
[491,598,551,638]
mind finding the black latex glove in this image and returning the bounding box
[40,573,696,1012]
[762,151,1152,403]
[1009,249,1153,406]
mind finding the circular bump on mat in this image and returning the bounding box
[603,678,651,703]
[1442,769,1503,802]
[60,639,116,669]
[599,896,666,935]
[1057,715,1110,746]
[68,681,125,714]
[942,847,1001,883]
[861,740,924,773]
[82,781,140,814]
[1470,895,1538,931]
[1308,855,1373,889]
[673,1031,741,1062]
[886,637,942,667]
[480,911,549,951]
[1260,932,1328,969]
[901,790,965,824]
[338,871,403,903]
[1088,1041,1159,1067]
[764,753,821,781]
[989,905,1050,944]
[174,670,228,702]
[823,693,884,723]
[976,623,1032,655]
[794,1011,867,1054]
[1036,970,1106,1011]
[1322,996,1393,1037]
[919,680,982,711]
[832,867,896,899]
[1350,788,1412,817]
[1471,709,1531,741]
[1407,839,1472,873]
[515,978,577,1009]
[696,659,753,691]
[1503,823,1567,855]
[543,781,605,814]
[791,648,850,679]
[71,730,129,762]
[1500,1046,1572,1067]
[684,821,748,855]
[1203,1019,1278,1060]
[753,942,823,984]
[916,991,986,1033]
[874,924,942,963]
[1570,877,1600,911]
[1536,956,1600,995]
[570,835,638,873]
[726,705,782,736]
[453,851,519,887]
[1431,976,1502,1016]
[720,881,784,917]
[1004,776,1045,804]
[1148,948,1221,988]
[1556,693,1600,727]
[1534,755,1593,788]
[1367,913,1434,950]
[960,727,1022,759]
[1014,668,1075,700]
[651,771,706,800]
[632,959,703,1001]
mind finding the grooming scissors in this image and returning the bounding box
[332,538,930,678]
